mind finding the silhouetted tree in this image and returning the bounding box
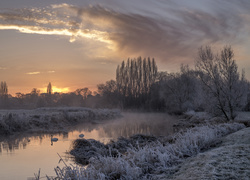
[46,82,53,106]
[116,57,158,109]
[47,82,52,94]
[75,88,92,99]
[0,81,8,96]
[0,81,8,108]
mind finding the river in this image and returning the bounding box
[0,112,177,180]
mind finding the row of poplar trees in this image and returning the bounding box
[116,57,158,108]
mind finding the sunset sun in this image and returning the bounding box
[41,86,70,93]
[52,86,69,93]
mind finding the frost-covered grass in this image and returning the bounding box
[173,110,250,132]
[47,122,245,180]
[0,107,121,135]
[170,127,250,180]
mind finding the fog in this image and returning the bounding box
[99,112,177,140]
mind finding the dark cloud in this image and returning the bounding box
[66,2,249,63]
[0,1,249,64]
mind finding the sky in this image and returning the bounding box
[0,0,250,95]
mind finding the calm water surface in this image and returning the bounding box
[0,112,177,180]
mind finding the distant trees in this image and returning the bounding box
[195,46,248,120]
[75,88,92,99]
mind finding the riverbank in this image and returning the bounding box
[55,122,246,179]
[0,107,121,135]
[27,111,250,179]
[173,111,250,132]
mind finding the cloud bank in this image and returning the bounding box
[0,1,249,64]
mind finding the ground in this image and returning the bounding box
[170,127,250,180]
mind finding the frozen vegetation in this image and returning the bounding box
[173,111,250,132]
[0,107,121,135]
[47,122,246,180]
[170,127,250,180]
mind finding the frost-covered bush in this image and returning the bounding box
[50,156,142,180]
[70,134,160,165]
[0,112,31,135]
[0,108,121,135]
[71,139,108,165]
[61,123,245,180]
[86,156,142,179]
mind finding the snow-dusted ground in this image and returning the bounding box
[0,107,121,135]
[50,123,246,180]
[170,127,250,180]
[173,111,250,132]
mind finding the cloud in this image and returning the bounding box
[0,6,113,46]
[25,70,57,75]
[0,67,7,70]
[54,3,249,63]
[0,24,112,45]
[0,2,249,64]
[26,71,40,75]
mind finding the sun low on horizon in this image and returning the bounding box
[0,0,250,96]
[40,85,70,94]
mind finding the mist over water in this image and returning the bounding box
[99,112,177,141]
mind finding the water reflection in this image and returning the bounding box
[0,112,177,152]
[0,136,30,153]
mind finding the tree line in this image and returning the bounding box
[1,45,249,120]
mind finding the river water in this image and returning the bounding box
[0,112,177,180]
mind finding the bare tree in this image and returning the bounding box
[195,45,248,120]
